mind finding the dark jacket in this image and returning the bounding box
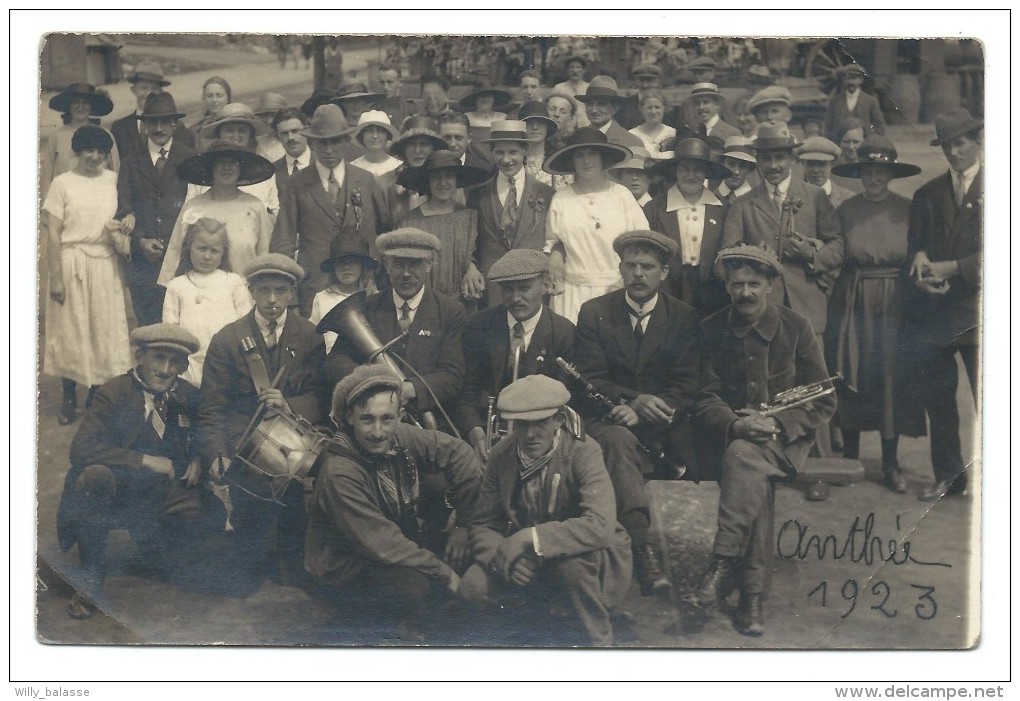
[466,172,556,278]
[823,90,887,142]
[110,111,194,161]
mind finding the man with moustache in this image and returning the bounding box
[684,244,835,636]
[686,83,741,141]
[456,249,576,462]
[823,63,886,143]
[552,55,590,97]
[796,136,854,209]
[116,92,195,325]
[270,107,313,207]
[110,61,193,159]
[577,76,645,151]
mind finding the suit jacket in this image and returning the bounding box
[704,118,742,140]
[603,121,645,151]
[823,90,886,141]
[455,305,575,436]
[111,111,194,161]
[273,151,315,214]
[694,302,836,478]
[643,188,729,316]
[116,140,195,288]
[466,172,556,277]
[198,310,327,464]
[904,168,982,347]
[326,287,466,417]
[378,165,420,237]
[271,161,389,316]
[721,178,844,334]
[614,94,643,130]
[574,289,700,419]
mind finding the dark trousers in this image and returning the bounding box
[916,342,978,486]
[129,283,166,326]
[586,421,651,547]
[228,480,307,593]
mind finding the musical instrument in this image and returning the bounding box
[484,335,524,452]
[555,357,686,479]
[229,405,330,503]
[758,373,844,417]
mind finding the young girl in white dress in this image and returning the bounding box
[162,217,252,386]
[308,236,378,354]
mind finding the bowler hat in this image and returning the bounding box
[831,135,922,179]
[929,107,983,147]
[136,92,186,121]
[751,122,801,152]
[517,102,558,138]
[199,103,272,140]
[647,137,733,180]
[497,375,570,421]
[458,84,513,112]
[320,234,378,273]
[396,149,490,196]
[300,104,354,140]
[131,323,200,356]
[576,75,628,104]
[543,126,631,175]
[177,140,275,187]
[48,82,113,117]
[126,60,171,87]
[481,119,531,145]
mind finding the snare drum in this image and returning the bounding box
[229,408,330,503]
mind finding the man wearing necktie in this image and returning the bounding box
[685,83,741,141]
[904,108,983,501]
[199,254,327,592]
[58,324,221,620]
[270,107,314,213]
[574,230,701,597]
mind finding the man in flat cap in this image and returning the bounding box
[306,364,482,641]
[326,229,466,434]
[684,244,836,636]
[823,63,886,144]
[573,230,701,597]
[747,86,794,135]
[456,249,576,462]
[57,324,221,619]
[614,63,662,131]
[110,61,194,159]
[199,254,328,592]
[796,136,855,209]
[461,375,632,646]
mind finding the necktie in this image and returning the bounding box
[698,122,709,137]
[954,171,967,206]
[508,322,525,379]
[292,159,301,177]
[328,169,340,203]
[772,185,783,214]
[149,393,167,440]
[266,319,278,352]
[398,301,412,333]
[500,175,519,231]
[629,308,645,344]
[155,147,167,174]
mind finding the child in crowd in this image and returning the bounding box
[308,235,378,354]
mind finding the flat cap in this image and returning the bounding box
[796,136,842,162]
[488,249,549,283]
[377,228,442,259]
[613,229,679,260]
[130,323,200,355]
[331,364,403,418]
[747,85,792,113]
[715,242,782,278]
[244,253,305,283]
[497,375,571,421]
[631,63,662,78]
[689,56,717,70]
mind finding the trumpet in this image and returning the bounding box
[758,373,845,417]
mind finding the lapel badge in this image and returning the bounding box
[710,219,717,225]
[418,329,432,337]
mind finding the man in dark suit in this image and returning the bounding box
[574,230,700,597]
[110,61,194,159]
[116,92,195,325]
[437,109,495,172]
[325,229,466,433]
[466,121,555,289]
[270,107,313,209]
[577,76,644,151]
[823,63,886,143]
[614,62,662,131]
[376,64,417,131]
[686,83,741,141]
[199,255,328,592]
[456,249,576,461]
[643,137,733,317]
[271,105,389,316]
[904,108,982,501]
[684,244,836,636]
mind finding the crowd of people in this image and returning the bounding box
[41,48,981,645]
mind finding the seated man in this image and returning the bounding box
[306,365,482,640]
[326,229,465,433]
[57,324,222,618]
[573,230,700,596]
[684,243,836,636]
[199,254,327,592]
[456,249,576,461]
[462,375,633,646]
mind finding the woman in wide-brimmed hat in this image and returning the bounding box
[824,135,926,493]
[458,83,512,129]
[516,100,562,189]
[158,140,275,286]
[41,83,119,196]
[398,149,489,303]
[542,127,648,323]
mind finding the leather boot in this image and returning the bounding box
[683,556,735,609]
[734,592,765,636]
[883,463,908,494]
[633,543,670,596]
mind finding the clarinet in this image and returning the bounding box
[555,357,685,478]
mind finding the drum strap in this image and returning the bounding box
[235,327,275,395]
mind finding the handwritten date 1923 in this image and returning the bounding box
[807,579,938,620]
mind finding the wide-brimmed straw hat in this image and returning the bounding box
[388,116,446,160]
[300,104,354,140]
[136,92,186,121]
[48,83,113,117]
[351,110,399,142]
[199,103,272,140]
[458,84,513,112]
[576,75,628,104]
[928,107,983,147]
[396,149,490,195]
[126,60,171,87]
[177,140,275,187]
[646,137,733,180]
[517,101,558,138]
[543,126,631,175]
[831,135,922,179]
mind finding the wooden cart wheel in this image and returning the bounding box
[804,39,853,94]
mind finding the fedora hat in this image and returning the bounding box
[253,92,288,116]
[576,76,628,104]
[543,126,631,175]
[688,82,723,101]
[831,135,922,179]
[721,135,756,164]
[396,149,491,195]
[126,60,171,87]
[647,137,733,180]
[320,234,378,273]
[517,101,558,138]
[481,119,530,145]
[48,82,113,117]
[458,84,513,112]
[388,117,446,160]
[199,103,272,140]
[177,140,275,187]
[929,107,983,147]
[136,92,186,121]
[300,104,354,140]
[751,121,801,152]
[746,64,779,85]
[352,110,399,142]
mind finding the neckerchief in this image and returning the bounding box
[130,368,178,439]
[332,431,421,534]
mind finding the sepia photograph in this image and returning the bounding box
[14,8,1009,690]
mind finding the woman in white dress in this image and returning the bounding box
[543,127,648,323]
[349,110,403,178]
[629,89,675,155]
[40,83,119,198]
[44,126,131,424]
